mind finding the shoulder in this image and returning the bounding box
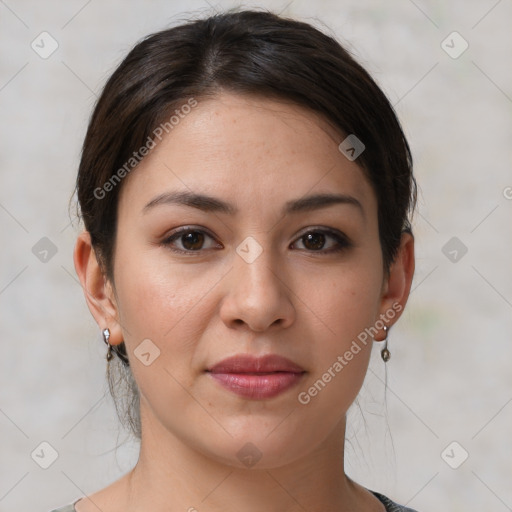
[370,490,420,512]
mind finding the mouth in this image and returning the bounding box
[205,354,306,400]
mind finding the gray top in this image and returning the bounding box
[49,491,419,511]
[49,501,78,512]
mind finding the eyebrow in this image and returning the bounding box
[143,190,364,218]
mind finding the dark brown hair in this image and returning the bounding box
[74,8,417,440]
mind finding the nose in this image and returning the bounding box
[219,240,296,332]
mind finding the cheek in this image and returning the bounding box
[114,239,190,330]
[112,241,223,371]
[304,259,383,396]
[111,250,209,414]
[296,291,378,430]
[319,260,383,340]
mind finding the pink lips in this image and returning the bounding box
[206,354,306,399]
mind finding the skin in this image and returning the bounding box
[74,92,415,512]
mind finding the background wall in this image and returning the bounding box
[1,1,511,511]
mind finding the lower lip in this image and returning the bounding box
[208,372,305,399]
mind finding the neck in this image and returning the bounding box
[118,402,373,512]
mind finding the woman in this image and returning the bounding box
[53,9,418,512]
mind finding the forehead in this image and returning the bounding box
[118,92,376,219]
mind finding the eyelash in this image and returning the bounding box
[161,226,352,255]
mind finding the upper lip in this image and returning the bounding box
[207,354,305,373]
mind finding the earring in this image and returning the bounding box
[381,325,391,362]
[102,328,113,362]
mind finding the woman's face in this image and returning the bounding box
[85,92,411,468]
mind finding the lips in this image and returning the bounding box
[207,354,305,373]
[206,354,306,399]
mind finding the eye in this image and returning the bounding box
[161,226,351,255]
[161,227,221,254]
[291,228,352,253]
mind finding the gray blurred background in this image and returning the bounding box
[1,1,511,511]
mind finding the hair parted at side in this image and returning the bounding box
[74,8,417,441]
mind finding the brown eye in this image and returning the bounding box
[292,229,351,253]
[162,228,220,254]
[180,231,205,251]
[302,232,326,251]
[162,226,351,255]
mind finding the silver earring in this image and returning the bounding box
[102,328,113,362]
[381,325,390,362]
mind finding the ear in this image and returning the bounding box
[73,230,124,346]
[375,231,415,341]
